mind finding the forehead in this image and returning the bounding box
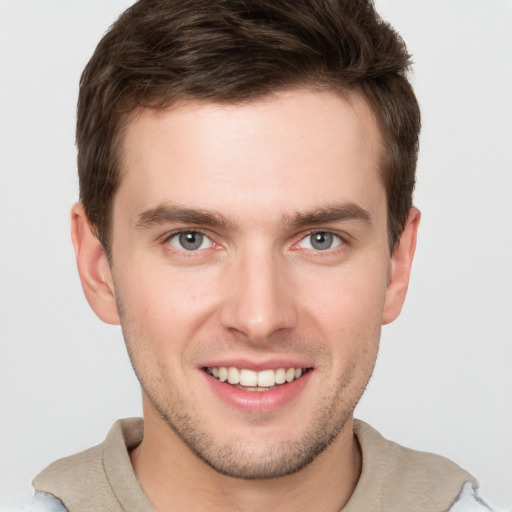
[116,89,384,225]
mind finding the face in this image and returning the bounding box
[76,89,417,479]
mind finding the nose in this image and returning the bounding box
[219,247,298,343]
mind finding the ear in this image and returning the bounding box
[382,207,421,325]
[70,203,120,325]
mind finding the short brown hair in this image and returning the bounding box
[77,0,420,253]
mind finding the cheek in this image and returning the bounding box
[114,261,219,338]
[297,260,387,377]
[301,260,389,328]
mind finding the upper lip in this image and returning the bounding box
[199,358,314,372]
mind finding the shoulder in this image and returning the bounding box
[353,419,477,487]
[33,418,142,493]
[349,420,497,512]
[31,418,148,512]
[32,440,106,497]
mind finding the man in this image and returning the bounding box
[24,0,497,510]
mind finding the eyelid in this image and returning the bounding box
[162,228,216,251]
[161,227,208,240]
[159,228,349,253]
[293,229,346,250]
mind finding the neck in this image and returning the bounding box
[130,405,362,512]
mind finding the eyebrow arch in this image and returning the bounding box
[286,204,372,228]
[136,202,371,231]
[136,204,236,230]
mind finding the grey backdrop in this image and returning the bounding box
[1,0,511,509]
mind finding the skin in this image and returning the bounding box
[71,89,419,511]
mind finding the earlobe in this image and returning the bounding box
[382,207,421,325]
[71,203,121,325]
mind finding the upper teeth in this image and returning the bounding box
[206,367,304,387]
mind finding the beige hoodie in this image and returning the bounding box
[33,418,482,512]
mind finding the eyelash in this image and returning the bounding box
[163,229,215,252]
[162,229,347,255]
[293,230,346,252]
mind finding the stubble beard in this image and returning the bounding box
[117,296,378,480]
[125,342,375,480]
[142,377,356,480]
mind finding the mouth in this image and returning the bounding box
[204,366,311,391]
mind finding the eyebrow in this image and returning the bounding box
[286,204,372,228]
[135,202,371,230]
[136,204,236,229]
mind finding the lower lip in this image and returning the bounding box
[202,370,313,413]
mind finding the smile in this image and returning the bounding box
[205,367,308,390]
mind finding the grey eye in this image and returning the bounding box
[169,231,213,251]
[310,232,334,250]
[298,232,342,251]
